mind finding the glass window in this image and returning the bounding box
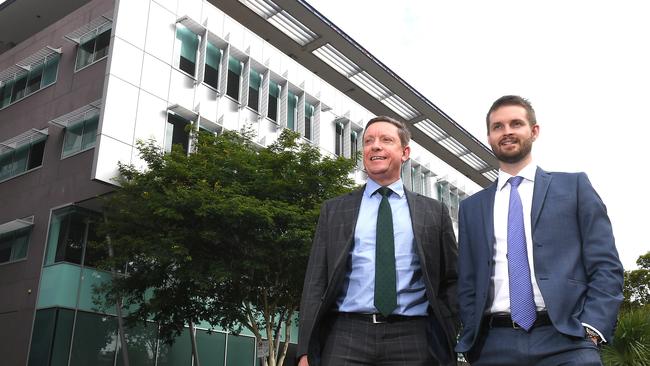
[304,103,314,140]
[115,322,157,366]
[0,227,30,264]
[175,24,199,76]
[28,308,75,366]
[248,69,261,112]
[42,54,60,87]
[350,130,358,160]
[157,329,191,366]
[0,53,59,109]
[287,92,297,131]
[69,312,118,366]
[0,79,14,108]
[75,25,112,71]
[226,335,255,366]
[0,137,46,181]
[204,42,221,89]
[196,329,226,366]
[226,57,242,101]
[335,122,344,156]
[165,113,191,154]
[268,81,280,122]
[45,206,103,267]
[62,114,99,157]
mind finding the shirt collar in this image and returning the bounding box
[497,161,537,191]
[365,178,405,198]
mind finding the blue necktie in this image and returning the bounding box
[507,176,537,331]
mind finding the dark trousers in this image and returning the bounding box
[466,323,602,365]
[320,314,436,366]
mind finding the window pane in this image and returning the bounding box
[28,139,46,169]
[11,73,28,102]
[196,330,225,366]
[248,87,259,111]
[77,33,96,70]
[9,228,30,260]
[94,28,111,61]
[225,335,255,366]
[11,144,29,175]
[26,61,44,95]
[28,309,57,366]
[249,69,261,91]
[304,104,314,140]
[0,236,12,262]
[63,122,84,157]
[204,42,221,89]
[166,114,190,153]
[268,96,278,121]
[81,115,99,150]
[115,323,157,366]
[226,57,242,100]
[0,152,13,181]
[269,81,280,98]
[335,123,343,156]
[176,25,198,76]
[51,309,75,366]
[54,210,86,264]
[0,80,13,108]
[42,54,60,86]
[157,329,192,366]
[69,312,118,366]
[287,92,297,130]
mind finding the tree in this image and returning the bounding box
[95,128,357,366]
[602,305,650,366]
[622,252,650,310]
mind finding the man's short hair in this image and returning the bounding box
[486,95,537,132]
[364,115,411,146]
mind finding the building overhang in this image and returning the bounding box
[210,0,498,187]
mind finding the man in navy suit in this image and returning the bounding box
[456,95,624,365]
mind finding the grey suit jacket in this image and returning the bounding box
[297,186,459,366]
[456,168,624,353]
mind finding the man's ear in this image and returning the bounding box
[402,145,411,163]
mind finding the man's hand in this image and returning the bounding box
[298,355,309,366]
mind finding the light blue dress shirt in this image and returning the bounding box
[336,178,429,316]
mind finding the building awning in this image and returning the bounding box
[241,0,317,46]
[50,100,102,128]
[168,104,199,122]
[0,216,34,235]
[177,15,206,35]
[0,128,48,154]
[64,12,113,44]
[0,46,61,85]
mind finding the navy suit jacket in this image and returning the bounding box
[456,167,624,353]
[298,186,459,366]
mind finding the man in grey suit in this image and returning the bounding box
[297,116,459,366]
[456,95,624,365]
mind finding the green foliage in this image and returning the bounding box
[622,252,650,310]
[94,128,356,363]
[602,306,650,366]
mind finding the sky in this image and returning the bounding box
[308,0,650,269]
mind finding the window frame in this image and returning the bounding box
[74,23,112,72]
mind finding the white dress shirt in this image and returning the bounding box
[488,162,547,314]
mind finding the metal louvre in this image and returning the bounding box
[49,100,102,128]
[0,128,48,154]
[0,46,61,85]
[0,216,34,235]
[240,0,317,45]
[64,12,113,44]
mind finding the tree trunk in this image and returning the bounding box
[105,229,130,366]
[189,321,201,366]
[277,310,293,366]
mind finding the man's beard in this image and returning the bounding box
[492,136,533,164]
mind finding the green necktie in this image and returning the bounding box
[374,186,397,317]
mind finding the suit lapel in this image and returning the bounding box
[482,182,497,258]
[531,167,551,232]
